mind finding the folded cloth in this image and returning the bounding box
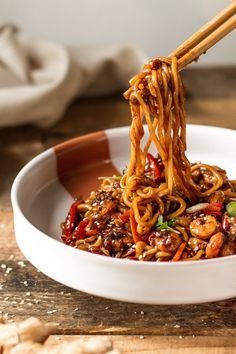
[0,24,146,127]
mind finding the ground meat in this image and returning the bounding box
[219,227,236,256]
[103,231,133,254]
[220,241,236,256]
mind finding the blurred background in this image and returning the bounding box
[1,0,235,64]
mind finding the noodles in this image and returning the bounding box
[61,56,236,261]
[121,57,195,234]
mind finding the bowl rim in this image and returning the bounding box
[11,124,236,268]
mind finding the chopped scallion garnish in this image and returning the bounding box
[156,215,177,232]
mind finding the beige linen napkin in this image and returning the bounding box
[0,24,146,127]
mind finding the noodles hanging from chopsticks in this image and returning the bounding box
[121,57,202,234]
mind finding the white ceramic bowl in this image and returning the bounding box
[11,125,236,304]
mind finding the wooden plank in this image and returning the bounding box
[46,335,236,354]
[0,211,24,259]
[186,99,236,129]
[41,95,131,149]
[0,126,44,173]
[0,215,235,336]
[0,173,17,211]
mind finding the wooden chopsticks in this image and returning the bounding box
[170,2,236,70]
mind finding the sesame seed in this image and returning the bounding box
[26,292,31,296]
[179,336,183,339]
[74,308,79,311]
[1,264,6,269]
[174,324,180,328]
[139,335,144,339]
[140,311,145,315]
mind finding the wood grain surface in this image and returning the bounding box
[0,67,236,353]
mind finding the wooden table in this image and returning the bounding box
[0,67,236,353]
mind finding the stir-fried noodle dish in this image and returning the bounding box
[61,57,236,261]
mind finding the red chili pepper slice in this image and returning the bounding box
[86,228,99,236]
[205,202,223,216]
[63,202,78,237]
[73,218,90,240]
[147,153,162,182]
[118,210,130,223]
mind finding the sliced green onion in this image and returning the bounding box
[226,201,236,217]
[156,215,178,233]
